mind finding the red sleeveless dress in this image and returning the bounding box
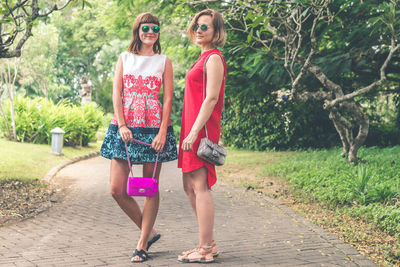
[178,49,226,189]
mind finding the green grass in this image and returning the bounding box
[264,147,400,203]
[218,146,400,265]
[222,148,292,179]
[0,138,101,181]
[262,146,400,238]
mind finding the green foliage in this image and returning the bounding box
[101,113,114,129]
[351,165,374,205]
[224,95,290,150]
[93,39,129,113]
[20,22,60,99]
[223,0,400,152]
[264,146,400,237]
[222,29,340,150]
[365,122,400,147]
[287,100,339,148]
[0,0,88,59]
[224,94,339,150]
[0,97,104,146]
[344,204,400,239]
[51,0,112,100]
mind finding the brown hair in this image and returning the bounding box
[128,13,161,54]
[187,9,226,47]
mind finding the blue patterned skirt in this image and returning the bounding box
[100,124,178,164]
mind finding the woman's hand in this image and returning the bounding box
[181,131,198,152]
[119,125,132,142]
[152,132,167,152]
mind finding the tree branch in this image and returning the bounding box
[325,43,400,109]
[38,0,74,18]
[306,62,344,100]
[291,7,321,94]
[295,90,332,102]
[288,1,329,96]
[3,0,29,18]
[0,0,79,59]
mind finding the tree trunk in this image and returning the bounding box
[327,102,369,164]
[0,101,12,139]
[396,101,400,128]
[42,80,48,99]
[3,59,18,141]
[342,102,369,163]
[9,96,16,140]
[329,110,350,157]
[0,75,12,138]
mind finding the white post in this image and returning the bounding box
[50,127,65,155]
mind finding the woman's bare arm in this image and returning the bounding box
[181,54,224,152]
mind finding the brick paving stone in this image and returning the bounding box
[14,261,36,267]
[0,157,376,266]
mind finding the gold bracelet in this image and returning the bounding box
[118,124,126,130]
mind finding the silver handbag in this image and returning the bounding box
[196,53,227,166]
[197,137,227,166]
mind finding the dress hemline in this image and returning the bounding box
[179,162,217,189]
[101,155,178,165]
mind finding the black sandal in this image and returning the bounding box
[146,233,161,251]
[131,249,148,263]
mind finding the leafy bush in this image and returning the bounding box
[224,95,339,150]
[101,112,114,129]
[287,100,339,148]
[365,122,400,147]
[0,97,104,146]
[224,95,290,150]
[224,93,398,150]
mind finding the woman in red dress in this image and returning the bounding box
[177,9,227,263]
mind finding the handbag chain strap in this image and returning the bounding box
[202,52,226,144]
[124,140,159,179]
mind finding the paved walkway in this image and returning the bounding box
[0,157,375,266]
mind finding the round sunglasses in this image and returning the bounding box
[193,24,209,32]
[141,25,160,34]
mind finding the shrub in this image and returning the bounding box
[224,95,339,150]
[365,122,400,147]
[287,101,339,148]
[0,97,104,146]
[224,95,290,150]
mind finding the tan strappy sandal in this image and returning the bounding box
[177,245,214,263]
[179,240,219,259]
[211,241,219,257]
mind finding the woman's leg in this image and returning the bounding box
[183,166,214,246]
[110,158,142,228]
[178,167,215,263]
[110,159,158,244]
[183,171,197,216]
[135,162,162,251]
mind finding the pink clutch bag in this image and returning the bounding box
[125,141,159,197]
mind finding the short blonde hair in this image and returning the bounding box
[187,9,226,47]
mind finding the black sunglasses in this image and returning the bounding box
[193,24,209,32]
[141,25,160,34]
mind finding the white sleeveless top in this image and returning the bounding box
[111,52,168,128]
[121,52,166,80]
